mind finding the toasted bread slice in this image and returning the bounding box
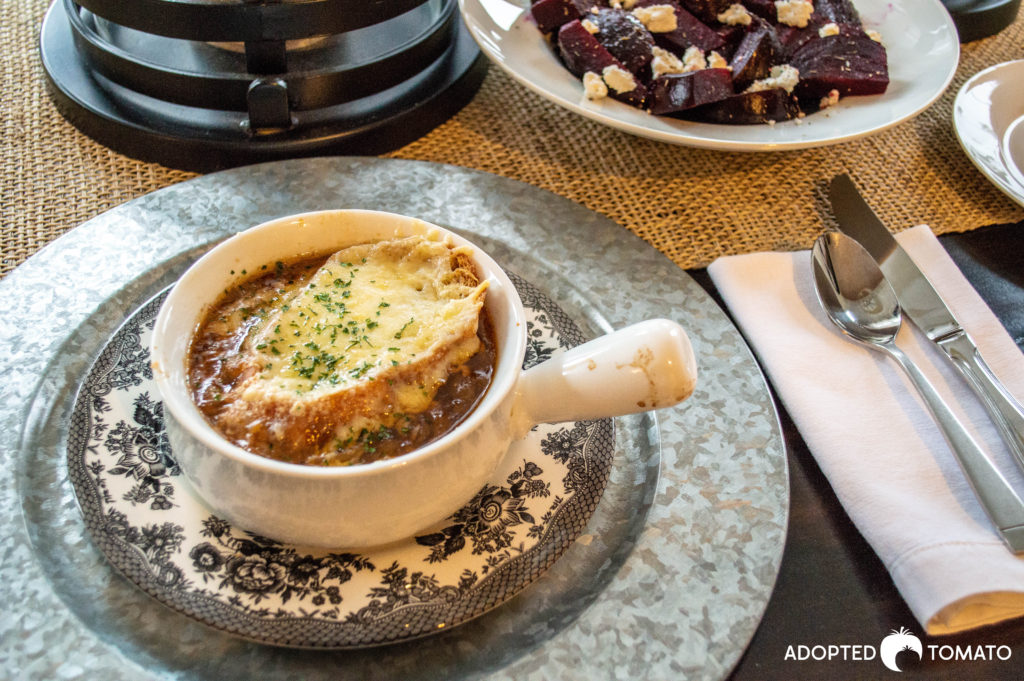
[205,235,488,464]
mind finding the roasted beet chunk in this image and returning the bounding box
[729,19,782,90]
[653,2,726,53]
[688,87,801,123]
[678,0,733,23]
[647,67,734,114]
[531,0,584,34]
[790,32,888,100]
[714,24,745,56]
[742,0,777,22]
[813,0,862,25]
[592,8,656,76]
[775,24,816,57]
[531,0,605,33]
[558,20,646,105]
[558,19,620,77]
[572,0,604,13]
[778,21,871,59]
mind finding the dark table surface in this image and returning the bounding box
[690,220,1024,680]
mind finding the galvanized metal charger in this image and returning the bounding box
[0,157,787,680]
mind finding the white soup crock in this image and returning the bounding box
[150,210,697,548]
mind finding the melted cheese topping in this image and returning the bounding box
[246,236,485,406]
[201,235,489,463]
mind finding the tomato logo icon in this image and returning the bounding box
[880,627,923,672]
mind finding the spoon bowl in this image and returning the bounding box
[811,231,902,344]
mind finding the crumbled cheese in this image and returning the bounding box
[819,88,840,109]
[581,18,600,34]
[651,46,686,78]
[632,5,678,32]
[717,3,752,26]
[774,0,813,28]
[602,64,638,93]
[682,45,707,72]
[818,22,839,37]
[867,29,883,43]
[583,71,608,100]
[745,64,800,93]
[609,0,638,8]
[707,50,730,70]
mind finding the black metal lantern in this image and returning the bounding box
[40,0,487,171]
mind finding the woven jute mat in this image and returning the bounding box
[3,0,1023,278]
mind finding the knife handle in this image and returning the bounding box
[937,332,1024,473]
[886,342,1024,553]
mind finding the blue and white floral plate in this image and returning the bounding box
[67,274,614,648]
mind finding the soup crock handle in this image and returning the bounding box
[510,318,698,438]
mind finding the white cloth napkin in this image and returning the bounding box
[708,224,1024,635]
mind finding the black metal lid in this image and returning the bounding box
[942,0,1022,42]
[40,0,487,172]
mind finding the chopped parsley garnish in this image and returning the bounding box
[394,318,414,339]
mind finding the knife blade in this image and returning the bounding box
[828,173,1024,472]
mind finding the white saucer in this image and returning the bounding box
[953,59,1024,208]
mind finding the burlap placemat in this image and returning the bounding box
[3,0,1023,278]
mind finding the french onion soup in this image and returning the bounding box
[186,234,496,466]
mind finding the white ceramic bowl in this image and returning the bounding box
[151,210,697,547]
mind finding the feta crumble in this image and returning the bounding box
[818,22,839,37]
[745,64,800,93]
[632,5,678,32]
[651,46,686,78]
[581,18,600,34]
[602,64,638,93]
[583,71,609,100]
[819,88,840,109]
[717,3,752,26]
[682,45,707,72]
[775,0,813,28]
[707,50,730,70]
[867,29,883,43]
[650,46,729,78]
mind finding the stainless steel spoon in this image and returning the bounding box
[811,231,1024,554]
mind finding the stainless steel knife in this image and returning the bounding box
[828,173,1024,472]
